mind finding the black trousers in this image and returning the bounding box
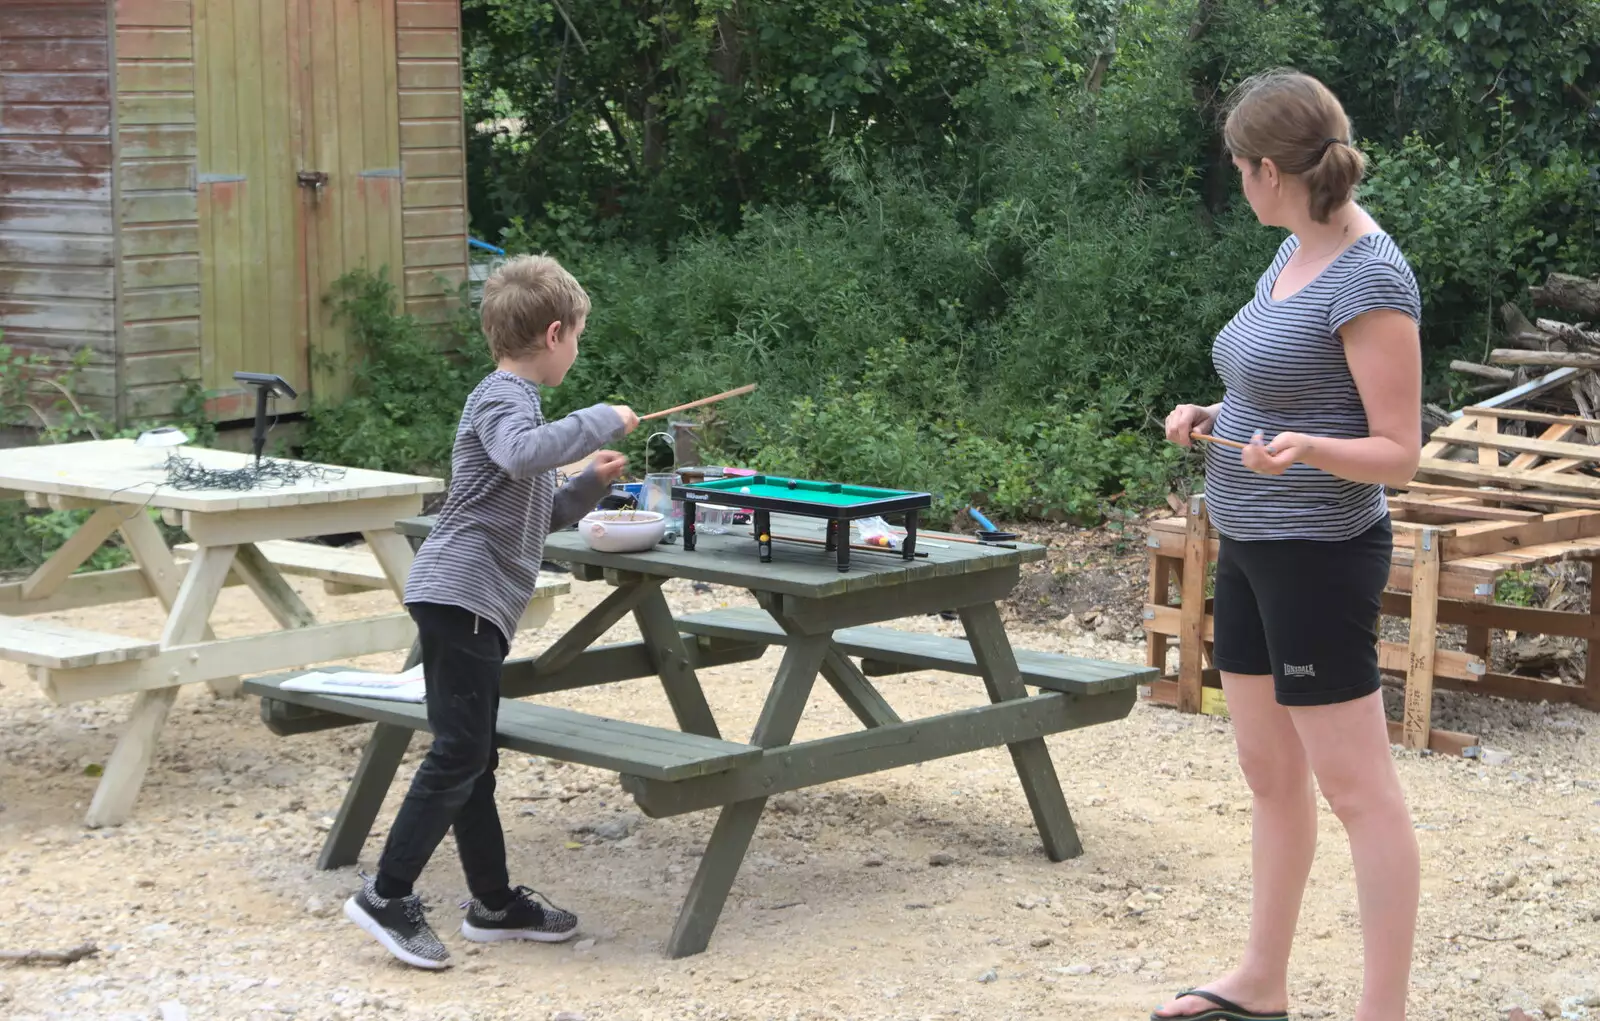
[376,602,510,898]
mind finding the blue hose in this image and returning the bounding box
[469,237,505,255]
[968,507,999,532]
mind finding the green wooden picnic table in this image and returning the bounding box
[256,513,1152,958]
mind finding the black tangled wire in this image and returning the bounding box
[161,453,347,491]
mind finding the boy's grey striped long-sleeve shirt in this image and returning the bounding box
[405,370,625,643]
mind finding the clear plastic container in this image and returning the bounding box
[696,503,737,535]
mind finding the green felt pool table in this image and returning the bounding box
[671,474,932,571]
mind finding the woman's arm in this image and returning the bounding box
[1242,308,1421,488]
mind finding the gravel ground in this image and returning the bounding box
[2,542,1598,1021]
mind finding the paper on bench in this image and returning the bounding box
[279,664,426,703]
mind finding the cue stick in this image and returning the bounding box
[1190,431,1248,451]
[639,384,757,422]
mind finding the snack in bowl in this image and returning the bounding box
[578,509,666,553]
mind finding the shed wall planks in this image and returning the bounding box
[396,0,465,323]
[1,0,470,429]
[117,0,202,421]
[0,1,117,410]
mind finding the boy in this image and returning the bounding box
[344,254,639,969]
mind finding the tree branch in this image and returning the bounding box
[0,943,99,966]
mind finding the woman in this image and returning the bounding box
[1155,70,1423,1021]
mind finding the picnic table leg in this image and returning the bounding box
[86,544,238,827]
[959,601,1082,861]
[666,631,828,958]
[319,722,415,870]
[633,584,721,739]
[233,543,318,629]
[15,505,123,603]
[117,512,242,698]
[753,592,899,728]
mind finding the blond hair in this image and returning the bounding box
[479,254,591,361]
[1223,69,1365,224]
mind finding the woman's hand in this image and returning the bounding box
[1164,404,1218,447]
[591,450,629,484]
[1241,430,1314,475]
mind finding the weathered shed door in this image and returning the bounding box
[300,0,404,402]
[194,0,402,413]
[194,0,305,414]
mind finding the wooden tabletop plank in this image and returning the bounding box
[399,514,1043,599]
[0,439,443,513]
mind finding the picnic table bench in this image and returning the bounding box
[254,514,1153,958]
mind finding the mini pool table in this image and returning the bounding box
[672,474,932,571]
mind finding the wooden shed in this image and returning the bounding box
[0,0,469,425]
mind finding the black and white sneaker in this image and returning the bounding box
[343,874,450,969]
[460,886,580,943]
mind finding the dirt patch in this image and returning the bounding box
[1002,518,1153,637]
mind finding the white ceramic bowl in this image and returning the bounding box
[578,509,666,553]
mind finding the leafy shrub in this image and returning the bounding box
[300,269,494,476]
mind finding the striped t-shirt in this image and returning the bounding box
[1203,231,1421,542]
[405,371,624,643]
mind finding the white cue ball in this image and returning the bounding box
[739,486,751,494]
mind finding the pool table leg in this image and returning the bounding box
[682,500,698,551]
[835,518,849,573]
[755,510,772,562]
[902,511,919,562]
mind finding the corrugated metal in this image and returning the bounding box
[0,1,117,413]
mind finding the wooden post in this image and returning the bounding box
[1178,495,1209,714]
[1477,415,1499,468]
[1146,551,1174,674]
[1587,558,1600,710]
[1402,527,1441,750]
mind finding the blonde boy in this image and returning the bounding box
[344,255,638,969]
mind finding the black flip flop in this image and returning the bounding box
[1149,989,1289,1021]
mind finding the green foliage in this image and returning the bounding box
[1324,0,1600,161]
[300,269,495,476]
[1496,568,1541,608]
[463,0,1084,243]
[1361,132,1600,351]
[288,0,1600,532]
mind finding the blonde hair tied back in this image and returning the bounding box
[1223,68,1366,223]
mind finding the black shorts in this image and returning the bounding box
[1211,517,1391,706]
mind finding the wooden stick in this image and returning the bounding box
[1488,349,1600,369]
[1190,431,1248,450]
[0,943,99,966]
[770,533,929,558]
[1460,406,1600,429]
[640,384,756,422]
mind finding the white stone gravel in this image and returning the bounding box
[1,566,1596,1021]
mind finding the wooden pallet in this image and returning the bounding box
[1144,485,1600,756]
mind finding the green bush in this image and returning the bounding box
[300,269,494,477]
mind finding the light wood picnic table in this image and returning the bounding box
[0,439,445,827]
[329,513,1152,958]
